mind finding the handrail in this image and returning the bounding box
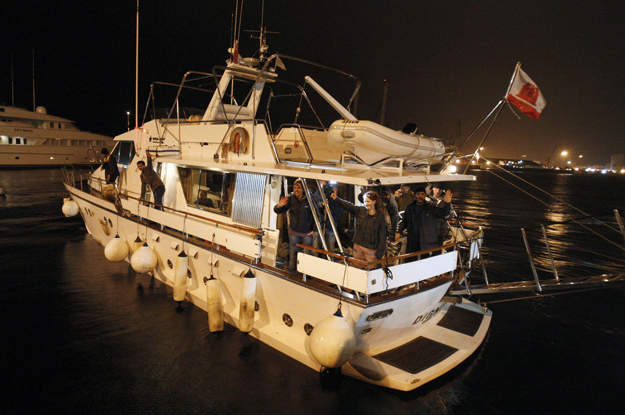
[121,193,263,236]
[68,172,263,237]
[297,241,457,268]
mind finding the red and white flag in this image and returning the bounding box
[506,68,546,119]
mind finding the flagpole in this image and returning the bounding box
[463,99,506,173]
[504,61,522,99]
[462,62,523,173]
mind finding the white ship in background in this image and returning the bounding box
[0,105,114,167]
[61,8,625,391]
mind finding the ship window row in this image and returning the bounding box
[0,120,77,130]
[0,136,28,145]
[0,138,108,146]
[178,167,236,217]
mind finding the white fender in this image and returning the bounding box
[238,269,256,333]
[104,235,129,262]
[130,243,158,274]
[62,199,79,217]
[173,251,188,302]
[206,276,224,332]
[309,307,356,368]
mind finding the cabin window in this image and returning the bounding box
[23,139,27,145]
[49,122,54,128]
[178,167,237,217]
[16,138,21,144]
[109,141,136,165]
[8,137,13,144]
[71,140,79,146]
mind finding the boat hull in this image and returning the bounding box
[65,184,491,391]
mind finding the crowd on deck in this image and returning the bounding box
[274,180,454,270]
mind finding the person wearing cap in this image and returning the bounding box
[396,184,416,212]
[274,179,314,272]
[380,187,399,237]
[396,185,452,256]
[101,148,119,185]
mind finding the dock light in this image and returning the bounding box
[567,160,572,164]
[601,169,608,174]
[561,151,568,156]
[621,169,625,174]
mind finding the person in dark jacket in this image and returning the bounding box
[101,148,119,185]
[137,159,165,208]
[331,189,386,267]
[396,186,452,255]
[274,179,314,272]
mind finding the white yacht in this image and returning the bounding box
[61,21,624,391]
[0,105,114,167]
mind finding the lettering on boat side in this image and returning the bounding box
[412,305,443,326]
[366,309,393,322]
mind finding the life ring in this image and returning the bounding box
[229,127,249,154]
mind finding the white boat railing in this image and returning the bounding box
[296,242,463,297]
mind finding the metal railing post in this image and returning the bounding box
[541,225,559,281]
[521,228,542,291]
[615,210,625,243]
[315,179,344,255]
[301,178,331,260]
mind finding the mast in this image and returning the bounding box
[11,51,14,106]
[380,79,388,126]
[32,47,36,110]
[135,0,140,133]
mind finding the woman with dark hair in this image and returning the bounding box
[331,189,386,266]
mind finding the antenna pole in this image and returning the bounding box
[135,0,140,133]
[11,51,14,106]
[32,47,36,110]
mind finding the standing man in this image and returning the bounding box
[396,183,416,212]
[428,182,454,244]
[396,186,452,255]
[137,159,165,209]
[101,148,119,185]
[274,179,314,273]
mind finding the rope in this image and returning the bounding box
[483,285,622,305]
[481,158,625,253]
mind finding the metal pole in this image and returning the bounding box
[541,225,559,281]
[521,228,542,291]
[615,209,625,242]
[301,178,331,260]
[315,180,344,254]
[476,242,489,285]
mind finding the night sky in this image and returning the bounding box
[2,0,624,165]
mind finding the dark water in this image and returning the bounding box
[1,169,624,415]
